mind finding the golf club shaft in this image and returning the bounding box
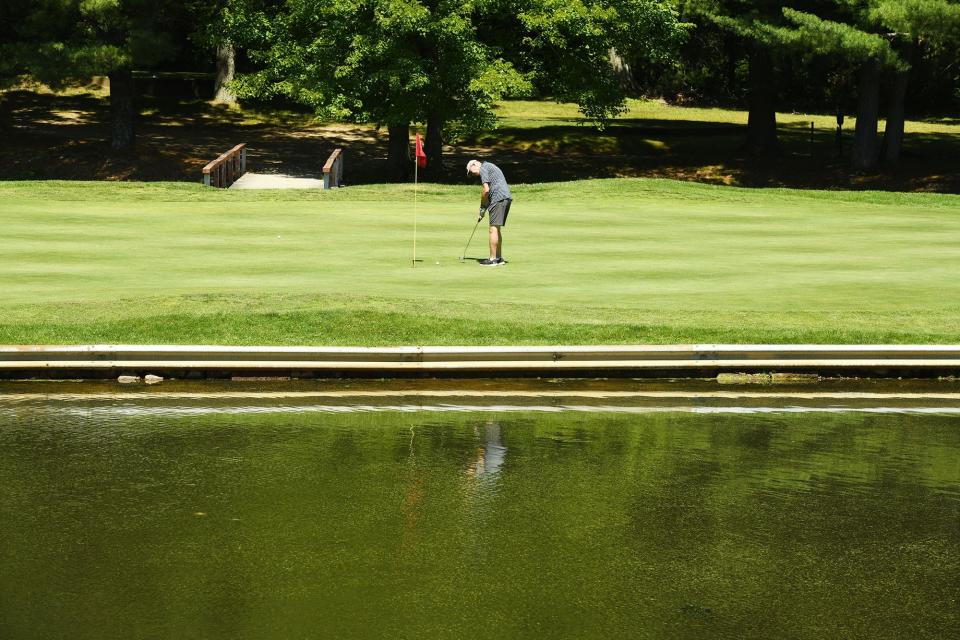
[460,215,483,260]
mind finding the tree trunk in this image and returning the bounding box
[0,91,11,132]
[745,48,778,156]
[214,42,236,104]
[882,40,915,164]
[425,114,444,180]
[108,69,136,152]
[608,48,640,95]
[881,70,909,163]
[851,59,881,171]
[387,123,410,182]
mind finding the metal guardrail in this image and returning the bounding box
[322,148,343,189]
[2,345,960,379]
[202,143,246,187]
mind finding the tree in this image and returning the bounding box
[770,5,906,170]
[509,0,687,121]
[0,0,36,130]
[229,0,687,181]
[227,0,520,180]
[184,0,245,104]
[682,1,830,157]
[869,1,960,162]
[3,0,190,151]
[773,2,960,169]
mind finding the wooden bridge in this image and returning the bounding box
[202,144,343,189]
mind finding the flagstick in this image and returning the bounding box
[412,151,417,268]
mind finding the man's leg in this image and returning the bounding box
[488,225,502,260]
[495,200,509,261]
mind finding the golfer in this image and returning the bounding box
[466,159,512,266]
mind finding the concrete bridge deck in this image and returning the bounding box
[230,172,325,189]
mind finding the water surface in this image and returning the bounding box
[1,389,958,639]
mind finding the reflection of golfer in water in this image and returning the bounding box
[460,422,506,561]
[466,421,506,479]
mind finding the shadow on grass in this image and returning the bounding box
[3,90,960,192]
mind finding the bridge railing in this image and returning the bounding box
[202,143,246,188]
[323,148,343,189]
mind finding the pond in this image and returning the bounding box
[1,381,958,639]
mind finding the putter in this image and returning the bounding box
[459,214,484,262]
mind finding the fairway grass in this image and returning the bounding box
[2,179,959,346]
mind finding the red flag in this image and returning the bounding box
[415,133,427,168]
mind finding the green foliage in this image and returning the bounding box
[686,0,790,40]
[2,0,192,84]
[229,1,686,131]
[516,0,687,121]
[869,0,960,42]
[776,7,907,69]
[768,1,960,71]
[229,0,523,134]
[227,0,529,128]
[0,1,31,84]
[637,1,959,113]
[668,1,816,120]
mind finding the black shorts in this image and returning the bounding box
[488,198,511,227]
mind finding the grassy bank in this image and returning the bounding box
[2,179,959,346]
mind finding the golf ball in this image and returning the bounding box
[435,261,440,265]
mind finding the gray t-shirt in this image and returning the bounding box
[480,162,512,204]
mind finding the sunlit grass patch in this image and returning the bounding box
[493,98,960,137]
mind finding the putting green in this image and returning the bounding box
[2,179,959,345]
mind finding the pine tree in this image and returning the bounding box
[681,1,817,156]
[2,1,190,151]
[777,1,960,169]
[870,1,960,162]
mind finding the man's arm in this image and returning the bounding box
[481,183,490,207]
